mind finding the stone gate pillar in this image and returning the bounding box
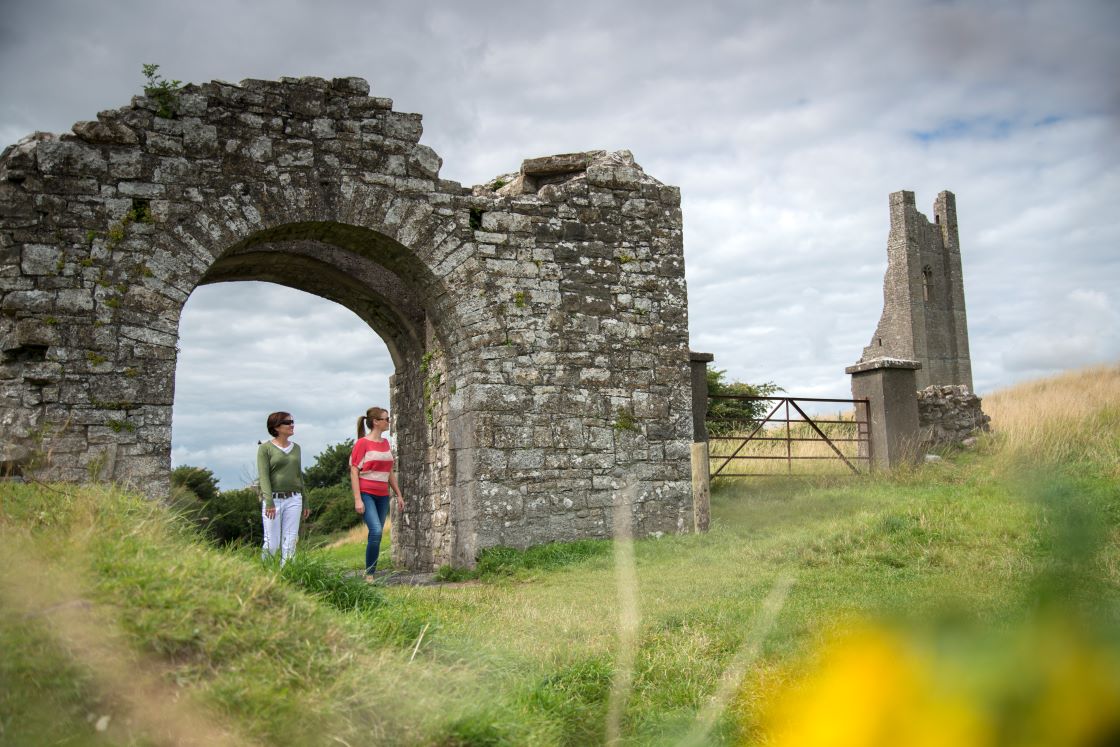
[845,358,921,469]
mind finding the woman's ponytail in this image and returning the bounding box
[356,414,369,439]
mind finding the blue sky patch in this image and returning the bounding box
[911,116,1017,143]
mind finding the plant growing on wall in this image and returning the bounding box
[142,63,182,118]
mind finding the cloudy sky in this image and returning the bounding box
[2,0,1117,488]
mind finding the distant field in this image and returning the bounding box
[2,364,1118,745]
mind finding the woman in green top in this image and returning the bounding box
[257,411,309,563]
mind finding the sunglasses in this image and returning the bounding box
[278,419,294,426]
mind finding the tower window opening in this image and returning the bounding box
[922,265,933,302]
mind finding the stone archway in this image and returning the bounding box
[0,76,695,570]
[193,221,455,571]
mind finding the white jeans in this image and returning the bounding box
[262,494,302,563]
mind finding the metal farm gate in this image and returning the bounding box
[707,395,871,477]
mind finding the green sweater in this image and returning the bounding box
[257,441,303,508]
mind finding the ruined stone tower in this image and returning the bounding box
[859,190,973,391]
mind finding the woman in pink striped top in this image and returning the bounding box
[350,406,404,577]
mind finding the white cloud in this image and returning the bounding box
[1000,287,1120,375]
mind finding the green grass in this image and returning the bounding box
[2,366,1119,745]
[303,523,392,570]
[0,611,114,746]
[434,538,613,582]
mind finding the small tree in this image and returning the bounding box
[195,487,263,546]
[706,367,783,437]
[170,465,220,502]
[141,63,182,118]
[303,438,355,489]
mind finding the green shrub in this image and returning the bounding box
[303,439,354,489]
[706,366,783,436]
[193,487,262,546]
[305,483,361,535]
[170,465,220,502]
[173,479,359,547]
[141,63,182,118]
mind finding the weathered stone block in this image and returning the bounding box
[36,140,107,175]
[917,384,990,450]
[146,133,184,156]
[72,119,138,145]
[408,144,442,179]
[20,244,61,275]
[331,77,370,96]
[586,164,642,191]
[383,113,423,142]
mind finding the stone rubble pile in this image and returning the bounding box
[917,384,990,450]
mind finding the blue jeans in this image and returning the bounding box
[361,492,390,574]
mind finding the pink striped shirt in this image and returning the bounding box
[350,437,393,496]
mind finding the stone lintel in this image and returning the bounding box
[521,151,600,176]
[845,357,921,375]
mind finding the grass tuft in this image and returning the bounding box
[476,539,611,579]
[279,552,385,613]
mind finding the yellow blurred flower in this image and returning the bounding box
[752,620,1120,747]
[1008,621,1120,747]
[759,625,988,747]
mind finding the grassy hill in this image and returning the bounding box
[2,365,1118,745]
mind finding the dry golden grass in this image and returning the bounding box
[983,363,1120,470]
[325,522,367,548]
[984,362,1120,432]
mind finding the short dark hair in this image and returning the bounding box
[266,411,291,437]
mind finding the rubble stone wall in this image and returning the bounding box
[917,384,990,450]
[0,75,694,570]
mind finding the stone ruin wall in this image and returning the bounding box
[0,75,695,571]
[860,190,973,392]
[917,384,990,450]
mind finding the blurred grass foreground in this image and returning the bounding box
[2,364,1119,746]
